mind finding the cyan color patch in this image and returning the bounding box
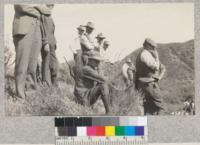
[124,126,135,136]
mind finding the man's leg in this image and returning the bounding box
[50,48,59,86]
[14,34,32,99]
[41,48,51,86]
[143,83,164,115]
[89,83,111,114]
[27,21,42,89]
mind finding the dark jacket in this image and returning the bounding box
[40,11,59,85]
[135,49,157,79]
[40,14,56,48]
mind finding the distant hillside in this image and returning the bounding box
[103,40,194,112]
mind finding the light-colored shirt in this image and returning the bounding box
[94,41,103,52]
[122,63,129,79]
[140,49,160,70]
[69,36,81,54]
[80,34,95,51]
[122,63,135,79]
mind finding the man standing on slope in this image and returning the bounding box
[94,33,106,53]
[135,38,166,115]
[13,4,51,99]
[39,4,59,87]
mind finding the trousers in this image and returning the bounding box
[87,83,111,114]
[137,81,164,115]
[13,20,42,98]
[41,46,59,86]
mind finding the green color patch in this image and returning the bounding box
[115,126,124,136]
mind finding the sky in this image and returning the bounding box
[4,3,194,63]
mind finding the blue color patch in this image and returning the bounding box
[124,126,135,136]
[135,126,144,136]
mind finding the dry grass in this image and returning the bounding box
[5,73,144,116]
[5,40,195,116]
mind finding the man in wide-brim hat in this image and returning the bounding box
[70,25,86,68]
[84,22,95,40]
[73,50,111,114]
[80,22,95,65]
[95,33,106,52]
[96,33,105,39]
[77,25,85,32]
[135,38,166,115]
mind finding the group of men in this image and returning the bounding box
[13,4,59,99]
[12,4,166,115]
[71,22,112,114]
[70,21,166,115]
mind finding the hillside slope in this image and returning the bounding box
[5,40,194,115]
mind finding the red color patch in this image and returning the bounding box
[96,126,105,136]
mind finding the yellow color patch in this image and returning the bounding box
[105,126,115,136]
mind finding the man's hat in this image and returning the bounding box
[85,22,95,29]
[46,4,54,7]
[96,33,106,39]
[88,51,104,61]
[143,38,157,48]
[77,25,85,31]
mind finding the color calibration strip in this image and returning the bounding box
[55,117,147,137]
[55,117,148,145]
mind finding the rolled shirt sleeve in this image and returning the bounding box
[140,50,160,70]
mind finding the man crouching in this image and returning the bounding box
[73,51,111,114]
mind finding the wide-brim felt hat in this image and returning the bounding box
[85,22,95,29]
[77,25,85,31]
[96,33,105,39]
[143,38,157,48]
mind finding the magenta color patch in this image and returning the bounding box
[87,127,96,136]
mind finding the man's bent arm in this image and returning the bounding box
[83,67,107,83]
[81,36,94,50]
[14,5,40,18]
